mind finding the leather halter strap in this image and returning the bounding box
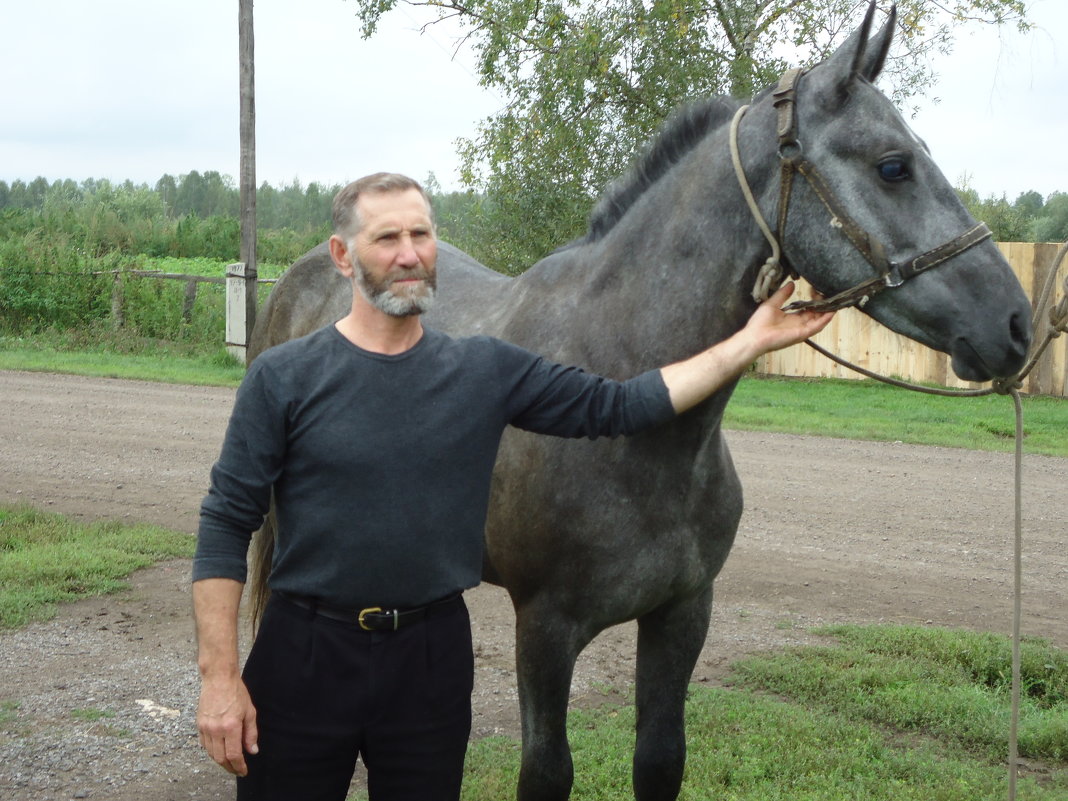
[748,68,994,313]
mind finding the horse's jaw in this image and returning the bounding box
[861,253,1033,382]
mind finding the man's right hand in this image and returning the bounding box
[197,675,259,776]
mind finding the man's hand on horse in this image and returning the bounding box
[746,281,835,354]
[661,281,834,414]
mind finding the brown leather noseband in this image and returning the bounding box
[751,67,993,312]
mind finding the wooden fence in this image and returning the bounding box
[103,265,273,363]
[755,242,1068,397]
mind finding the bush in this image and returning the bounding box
[174,215,240,259]
[257,225,329,265]
[0,235,113,332]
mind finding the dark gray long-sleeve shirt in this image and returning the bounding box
[194,324,674,608]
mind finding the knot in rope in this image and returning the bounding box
[752,258,786,303]
[992,376,1024,396]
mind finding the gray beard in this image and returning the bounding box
[352,261,436,318]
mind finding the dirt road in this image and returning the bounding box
[0,370,1064,800]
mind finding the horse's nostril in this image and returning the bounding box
[1009,311,1031,349]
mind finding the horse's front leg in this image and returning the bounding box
[514,599,590,801]
[633,587,714,801]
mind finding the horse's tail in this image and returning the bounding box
[247,506,275,632]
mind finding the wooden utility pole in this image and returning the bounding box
[232,0,258,362]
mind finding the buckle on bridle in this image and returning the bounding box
[883,263,906,289]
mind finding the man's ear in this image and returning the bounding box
[329,235,354,278]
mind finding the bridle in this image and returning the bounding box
[732,67,993,313]
[736,70,1068,801]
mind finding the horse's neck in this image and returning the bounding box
[505,130,774,376]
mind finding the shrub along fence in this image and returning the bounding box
[756,242,1068,397]
[108,267,274,359]
[0,259,274,354]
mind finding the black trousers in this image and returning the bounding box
[236,593,474,801]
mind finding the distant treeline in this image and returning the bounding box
[0,171,334,231]
[0,172,492,269]
[0,172,1064,272]
[0,172,332,266]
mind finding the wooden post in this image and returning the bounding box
[237,0,257,359]
[226,263,257,362]
[110,272,125,331]
[182,280,198,324]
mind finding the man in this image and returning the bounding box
[193,173,832,800]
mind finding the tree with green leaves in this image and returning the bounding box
[1031,192,1068,244]
[956,183,1029,242]
[354,0,1029,272]
[1013,189,1044,220]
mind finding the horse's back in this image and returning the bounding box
[248,242,348,361]
[424,242,512,336]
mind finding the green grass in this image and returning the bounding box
[0,700,19,725]
[726,374,1068,457]
[70,707,116,722]
[729,624,1068,764]
[0,505,195,628]
[454,626,1068,800]
[0,332,245,387]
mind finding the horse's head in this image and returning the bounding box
[748,1,1031,382]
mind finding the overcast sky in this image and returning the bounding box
[2,0,1064,201]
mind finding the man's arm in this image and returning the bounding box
[194,577,258,777]
[661,282,833,414]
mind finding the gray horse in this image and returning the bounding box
[246,4,1031,799]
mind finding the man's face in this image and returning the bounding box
[349,188,438,317]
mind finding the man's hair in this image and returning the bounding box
[332,173,434,240]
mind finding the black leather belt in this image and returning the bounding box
[278,592,462,631]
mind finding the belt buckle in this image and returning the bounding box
[358,606,382,631]
[358,606,400,631]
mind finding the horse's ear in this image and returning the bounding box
[859,4,897,83]
[814,1,896,102]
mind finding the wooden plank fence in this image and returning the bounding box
[755,242,1067,397]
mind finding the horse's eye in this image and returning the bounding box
[878,158,910,182]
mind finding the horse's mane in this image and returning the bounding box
[578,96,742,245]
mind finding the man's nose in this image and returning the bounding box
[396,235,421,267]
